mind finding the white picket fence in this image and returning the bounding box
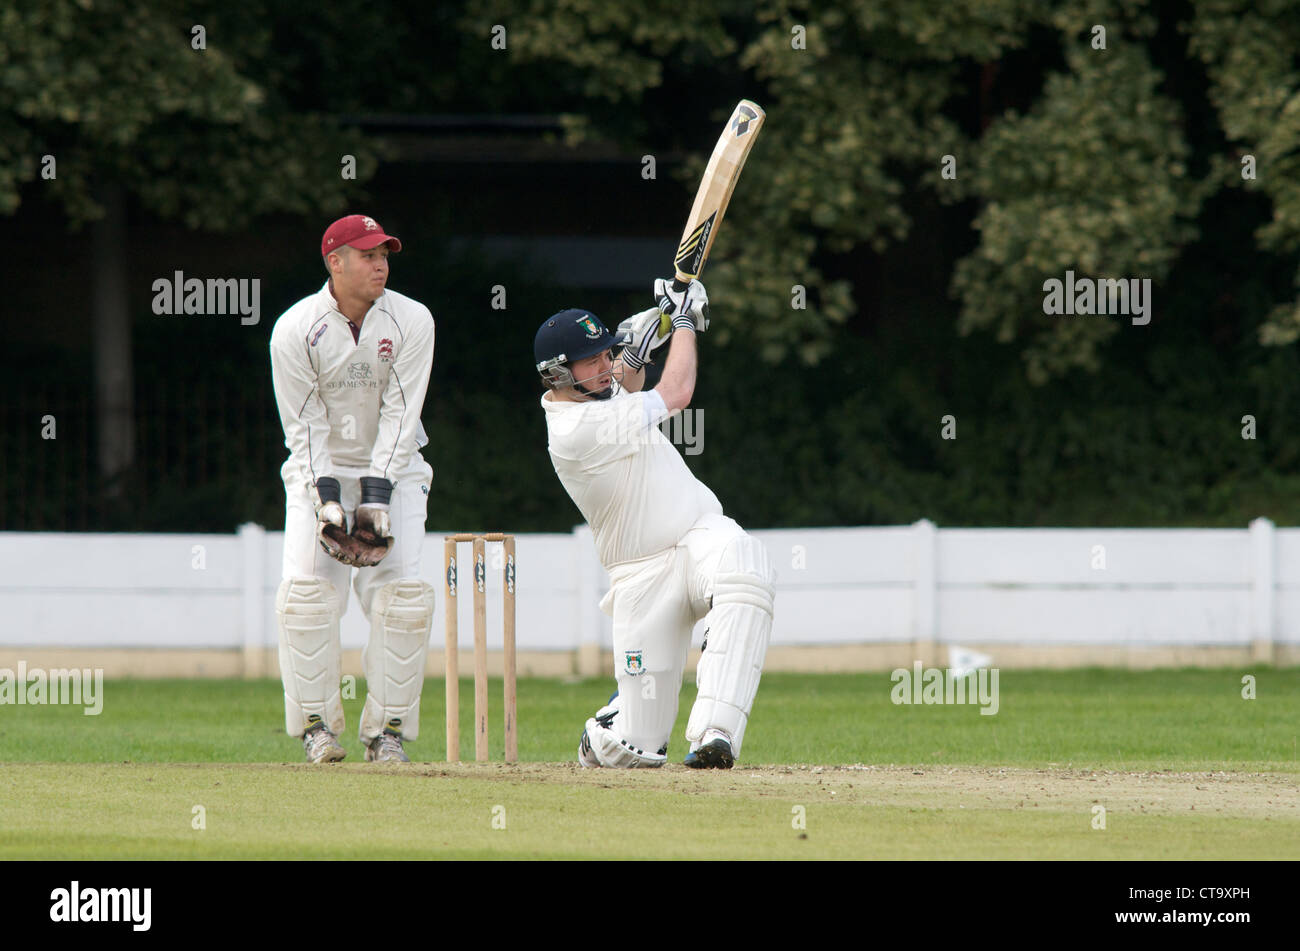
[1,519,1296,659]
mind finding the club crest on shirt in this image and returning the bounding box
[624,651,644,675]
[378,337,394,362]
[578,315,602,339]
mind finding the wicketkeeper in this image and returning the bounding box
[269,214,436,763]
[534,278,776,768]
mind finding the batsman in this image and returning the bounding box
[534,279,776,768]
[269,214,436,764]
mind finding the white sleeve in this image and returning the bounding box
[639,389,671,429]
[574,391,673,467]
[369,306,435,481]
[270,323,334,483]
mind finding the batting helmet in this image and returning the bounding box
[534,309,618,391]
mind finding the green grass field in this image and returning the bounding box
[2,669,1297,858]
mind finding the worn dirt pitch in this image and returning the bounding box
[2,762,1294,859]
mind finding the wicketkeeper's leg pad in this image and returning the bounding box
[686,534,776,759]
[359,579,435,744]
[277,577,345,738]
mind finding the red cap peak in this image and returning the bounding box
[321,215,402,258]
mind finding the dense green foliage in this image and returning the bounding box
[0,1,372,226]
[6,1,1300,530]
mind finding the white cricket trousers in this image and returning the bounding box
[600,512,750,755]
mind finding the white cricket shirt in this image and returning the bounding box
[270,282,434,483]
[542,384,723,568]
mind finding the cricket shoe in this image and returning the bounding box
[365,729,410,763]
[683,729,734,769]
[578,727,600,768]
[578,689,622,767]
[578,720,669,768]
[302,721,347,763]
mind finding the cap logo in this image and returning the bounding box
[362,217,378,231]
[579,315,601,339]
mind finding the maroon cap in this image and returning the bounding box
[321,215,402,258]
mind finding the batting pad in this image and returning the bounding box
[359,579,435,743]
[686,535,775,759]
[277,578,345,738]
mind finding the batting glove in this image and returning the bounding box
[616,307,672,371]
[654,277,710,335]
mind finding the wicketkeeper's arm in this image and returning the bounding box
[270,323,336,485]
[369,306,435,482]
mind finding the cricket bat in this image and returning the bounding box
[658,99,766,334]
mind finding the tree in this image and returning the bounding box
[1,1,374,492]
[1189,0,1300,346]
[459,0,1300,381]
[952,40,1207,382]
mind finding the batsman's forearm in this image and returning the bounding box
[614,356,646,393]
[654,329,697,411]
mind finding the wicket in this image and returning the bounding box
[443,533,517,762]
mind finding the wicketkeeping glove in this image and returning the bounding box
[654,277,710,336]
[316,477,394,567]
[616,306,672,371]
[351,477,394,565]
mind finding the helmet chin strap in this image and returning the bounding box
[573,381,613,401]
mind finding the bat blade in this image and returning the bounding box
[659,99,765,334]
[674,99,764,281]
